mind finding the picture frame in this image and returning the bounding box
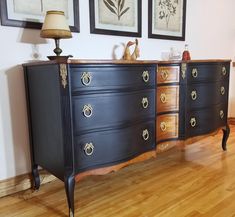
[0,0,80,32]
[89,0,142,37]
[148,0,186,41]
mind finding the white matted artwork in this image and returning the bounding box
[148,0,186,41]
[90,0,142,37]
[13,0,69,17]
[0,0,79,32]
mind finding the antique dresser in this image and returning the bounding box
[23,59,230,217]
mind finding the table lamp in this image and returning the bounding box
[40,10,72,60]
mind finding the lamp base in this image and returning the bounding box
[47,55,73,61]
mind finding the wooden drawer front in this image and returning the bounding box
[72,89,155,134]
[74,121,155,172]
[156,114,178,142]
[70,65,155,92]
[157,66,180,84]
[186,104,227,138]
[187,63,230,83]
[157,86,179,113]
[186,81,229,110]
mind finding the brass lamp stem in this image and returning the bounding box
[54,38,62,56]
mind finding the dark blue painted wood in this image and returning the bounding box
[72,89,155,135]
[187,62,230,83]
[70,64,155,92]
[74,120,155,173]
[185,103,228,138]
[24,64,65,180]
[186,80,229,110]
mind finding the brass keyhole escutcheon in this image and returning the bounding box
[84,143,94,156]
[222,66,227,76]
[142,71,150,83]
[220,110,224,119]
[161,70,169,81]
[81,72,92,86]
[190,117,197,127]
[192,68,198,78]
[142,129,149,141]
[160,122,167,132]
[160,93,167,104]
[83,104,93,118]
[191,90,197,101]
[221,86,225,95]
[142,97,149,109]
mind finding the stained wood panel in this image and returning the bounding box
[157,85,179,113]
[157,66,180,84]
[156,113,179,142]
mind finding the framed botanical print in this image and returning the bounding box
[89,0,142,37]
[0,0,79,32]
[148,0,186,40]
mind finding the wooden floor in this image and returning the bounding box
[1,126,235,217]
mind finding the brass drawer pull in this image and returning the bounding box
[81,72,92,86]
[160,122,167,132]
[192,68,198,78]
[160,70,169,81]
[142,129,149,141]
[220,110,224,119]
[221,86,225,95]
[191,90,197,101]
[222,66,227,76]
[83,104,93,118]
[142,97,149,109]
[190,117,197,127]
[142,71,150,83]
[160,93,167,104]
[84,143,94,156]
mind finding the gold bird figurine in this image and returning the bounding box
[122,39,140,60]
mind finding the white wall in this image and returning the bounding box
[0,0,235,180]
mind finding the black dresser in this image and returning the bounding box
[23,59,230,217]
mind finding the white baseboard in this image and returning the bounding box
[0,170,56,198]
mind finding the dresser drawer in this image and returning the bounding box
[74,121,155,172]
[157,66,180,84]
[187,63,230,83]
[72,89,155,134]
[186,81,229,110]
[70,65,155,92]
[156,113,178,142]
[186,104,227,138]
[157,85,179,113]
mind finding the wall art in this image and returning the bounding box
[90,0,142,37]
[148,0,186,40]
[0,0,79,32]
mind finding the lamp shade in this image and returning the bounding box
[40,11,72,39]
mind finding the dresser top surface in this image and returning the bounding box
[23,59,231,67]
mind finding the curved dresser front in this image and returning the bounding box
[69,64,156,173]
[23,59,231,217]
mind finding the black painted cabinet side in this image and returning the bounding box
[24,64,65,180]
[60,65,75,178]
[184,62,230,140]
[224,63,230,120]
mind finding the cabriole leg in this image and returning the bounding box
[32,164,40,190]
[222,124,230,151]
[65,175,75,217]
